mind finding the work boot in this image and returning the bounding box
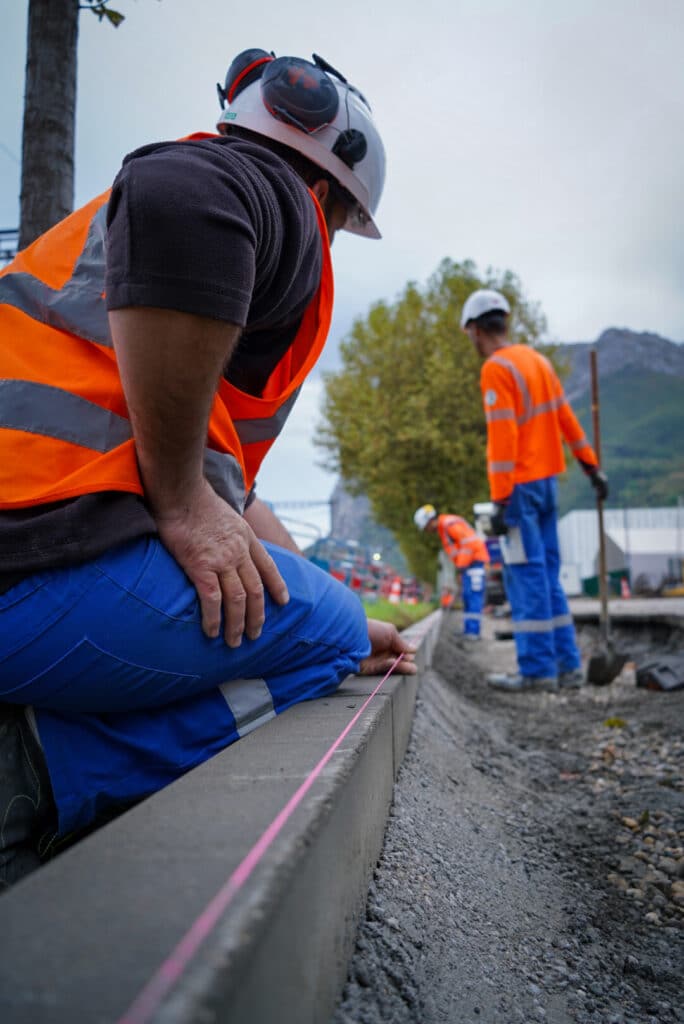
[0,705,58,890]
[487,672,559,692]
[558,668,584,689]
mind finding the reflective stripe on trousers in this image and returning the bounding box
[511,613,574,633]
[462,562,486,636]
[218,678,275,737]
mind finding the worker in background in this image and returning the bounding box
[0,49,416,887]
[460,289,608,691]
[414,505,490,639]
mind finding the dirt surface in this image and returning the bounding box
[332,612,683,1024]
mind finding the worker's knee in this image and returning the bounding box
[263,543,370,661]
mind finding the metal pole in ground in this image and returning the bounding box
[590,350,610,644]
[587,349,628,684]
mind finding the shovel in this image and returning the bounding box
[586,349,628,685]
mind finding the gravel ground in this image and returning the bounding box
[332,612,683,1024]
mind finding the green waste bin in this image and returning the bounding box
[581,570,630,597]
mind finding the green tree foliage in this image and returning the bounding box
[315,259,546,581]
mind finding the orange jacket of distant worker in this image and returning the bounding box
[437,514,490,570]
[480,344,598,501]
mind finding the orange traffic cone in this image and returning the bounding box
[389,577,402,605]
[620,576,631,599]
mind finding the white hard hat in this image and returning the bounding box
[460,289,510,330]
[217,50,386,239]
[414,504,437,531]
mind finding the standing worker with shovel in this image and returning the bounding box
[461,289,609,691]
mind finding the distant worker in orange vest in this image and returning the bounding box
[461,289,608,691]
[414,505,490,637]
[0,48,416,886]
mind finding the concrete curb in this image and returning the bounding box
[569,596,684,629]
[0,610,441,1024]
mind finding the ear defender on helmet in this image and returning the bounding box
[217,48,274,110]
[260,57,340,133]
[332,129,367,168]
[217,52,368,163]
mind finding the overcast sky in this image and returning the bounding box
[1,0,682,539]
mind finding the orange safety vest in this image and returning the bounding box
[0,144,333,513]
[437,514,490,569]
[480,344,598,501]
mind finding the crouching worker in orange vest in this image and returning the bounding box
[461,289,608,692]
[0,49,416,887]
[414,505,490,637]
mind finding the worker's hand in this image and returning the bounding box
[588,468,609,502]
[489,502,509,536]
[360,619,417,676]
[154,479,289,646]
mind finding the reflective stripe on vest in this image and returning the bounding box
[232,388,300,445]
[0,203,111,347]
[0,378,247,507]
[486,407,516,423]
[0,174,333,511]
[439,516,466,561]
[488,355,568,427]
[490,354,533,420]
[438,515,488,566]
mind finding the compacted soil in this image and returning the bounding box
[332,612,683,1024]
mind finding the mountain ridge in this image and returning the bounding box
[555,328,684,402]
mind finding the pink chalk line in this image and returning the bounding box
[117,652,407,1024]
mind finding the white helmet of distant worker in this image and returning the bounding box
[414,504,437,531]
[460,289,510,330]
[216,49,386,239]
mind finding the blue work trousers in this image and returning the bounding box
[461,561,486,636]
[0,537,370,834]
[503,478,581,679]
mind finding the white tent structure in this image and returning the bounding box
[557,506,684,595]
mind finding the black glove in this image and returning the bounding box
[579,459,609,502]
[489,502,509,536]
[589,468,609,502]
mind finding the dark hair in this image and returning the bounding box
[225,125,357,211]
[472,309,508,337]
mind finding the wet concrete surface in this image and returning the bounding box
[332,611,683,1024]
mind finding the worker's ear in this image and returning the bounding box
[310,179,331,205]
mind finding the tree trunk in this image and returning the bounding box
[19,0,79,249]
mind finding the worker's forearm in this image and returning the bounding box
[243,497,302,554]
[558,401,597,467]
[109,307,241,514]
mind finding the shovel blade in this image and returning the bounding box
[587,646,628,686]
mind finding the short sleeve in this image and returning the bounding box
[105,141,257,325]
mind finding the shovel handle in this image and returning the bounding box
[590,350,602,465]
[590,350,609,642]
